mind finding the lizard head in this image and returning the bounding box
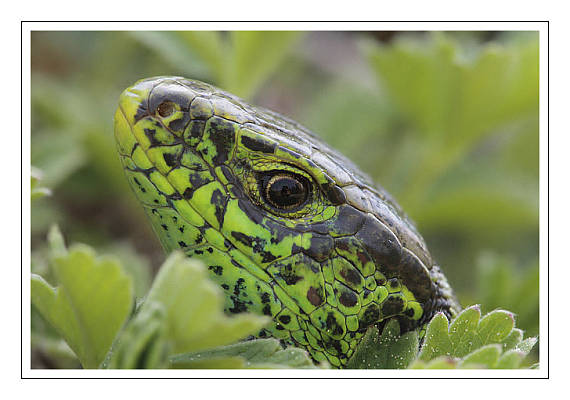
[114,76,457,366]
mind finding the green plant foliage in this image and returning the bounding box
[473,253,539,337]
[141,252,269,355]
[30,31,539,370]
[225,31,304,98]
[342,305,537,369]
[106,301,168,369]
[100,242,152,300]
[31,227,134,368]
[170,339,320,369]
[131,31,304,99]
[367,33,538,142]
[411,306,537,369]
[174,31,228,82]
[126,31,211,79]
[300,81,396,179]
[31,166,51,201]
[346,319,419,369]
[32,76,125,195]
[30,331,80,369]
[31,233,279,369]
[365,33,538,221]
[107,252,273,368]
[30,228,539,370]
[420,306,511,359]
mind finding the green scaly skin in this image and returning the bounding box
[114,77,460,368]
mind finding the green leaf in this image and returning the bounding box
[410,356,457,369]
[501,328,524,351]
[364,33,539,217]
[127,31,211,78]
[516,337,538,355]
[495,350,525,369]
[416,305,537,369]
[106,302,168,369]
[345,324,379,368]
[346,319,418,369]
[175,31,227,82]
[32,78,89,189]
[142,252,269,355]
[108,252,273,369]
[458,344,501,368]
[32,75,130,195]
[31,166,51,201]
[31,130,85,189]
[418,312,453,361]
[31,244,134,368]
[171,356,246,369]
[345,325,381,368]
[170,338,319,369]
[144,31,304,99]
[448,305,482,357]
[101,242,152,299]
[226,31,304,98]
[477,310,515,344]
[47,224,67,257]
[366,33,538,141]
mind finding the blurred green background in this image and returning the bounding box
[31,31,539,366]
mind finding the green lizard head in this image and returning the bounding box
[114,76,458,367]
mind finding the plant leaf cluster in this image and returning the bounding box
[31,227,537,370]
[31,166,51,201]
[412,306,537,369]
[347,305,537,370]
[129,31,303,99]
[31,227,316,369]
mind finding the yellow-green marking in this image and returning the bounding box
[114,76,460,367]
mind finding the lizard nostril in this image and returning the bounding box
[157,101,175,118]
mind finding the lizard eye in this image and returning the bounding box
[261,172,310,211]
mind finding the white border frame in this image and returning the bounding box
[21,21,549,379]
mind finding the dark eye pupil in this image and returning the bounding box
[157,101,175,117]
[265,174,308,210]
